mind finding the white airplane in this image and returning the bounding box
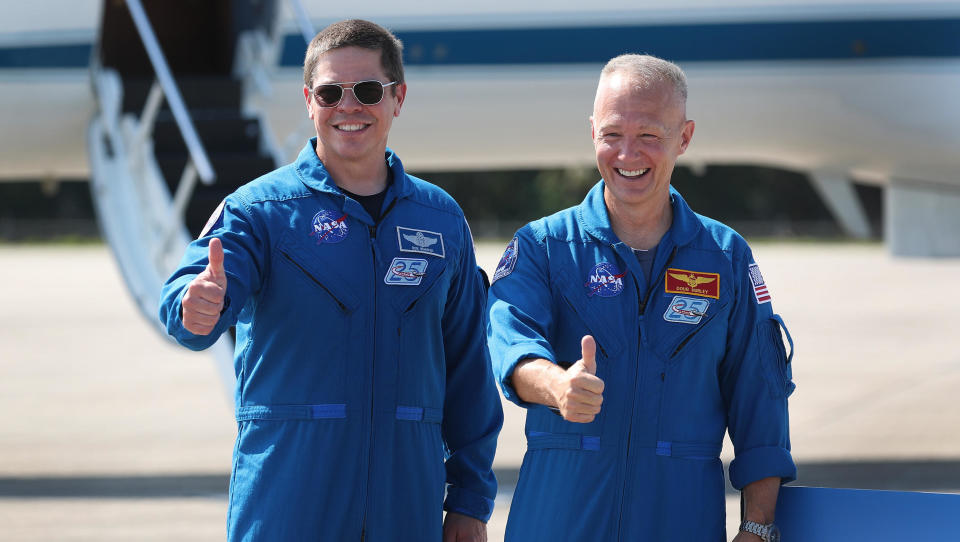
[3,0,959,252]
[2,1,959,365]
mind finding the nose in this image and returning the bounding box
[619,136,644,160]
[336,85,364,112]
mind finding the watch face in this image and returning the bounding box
[768,524,781,542]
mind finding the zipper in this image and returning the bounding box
[616,275,644,541]
[617,247,675,540]
[279,251,348,312]
[637,247,677,315]
[359,200,396,538]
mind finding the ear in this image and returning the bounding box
[392,82,408,117]
[303,86,314,119]
[589,115,596,141]
[678,119,695,154]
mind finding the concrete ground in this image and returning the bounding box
[1,242,958,540]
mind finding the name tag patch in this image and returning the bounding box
[585,262,626,298]
[665,268,719,299]
[310,209,349,244]
[397,227,445,258]
[663,295,710,324]
[384,257,428,286]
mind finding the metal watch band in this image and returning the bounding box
[740,520,770,540]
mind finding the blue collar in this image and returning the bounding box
[294,138,413,223]
[577,181,702,249]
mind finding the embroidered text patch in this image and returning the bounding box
[665,268,719,299]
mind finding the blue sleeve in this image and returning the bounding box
[485,226,557,406]
[157,195,266,351]
[721,246,797,489]
[440,217,504,522]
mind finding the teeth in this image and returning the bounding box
[337,124,366,132]
[617,168,648,177]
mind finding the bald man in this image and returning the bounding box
[487,54,796,542]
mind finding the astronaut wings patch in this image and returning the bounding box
[397,227,445,258]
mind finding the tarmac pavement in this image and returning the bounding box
[1,242,958,540]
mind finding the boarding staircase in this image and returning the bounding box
[87,0,311,390]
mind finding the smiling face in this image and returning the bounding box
[303,46,406,172]
[591,72,694,217]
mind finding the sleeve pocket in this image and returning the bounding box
[758,314,795,398]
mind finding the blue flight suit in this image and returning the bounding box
[159,140,502,541]
[487,181,796,541]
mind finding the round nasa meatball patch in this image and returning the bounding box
[585,262,626,298]
[310,209,349,244]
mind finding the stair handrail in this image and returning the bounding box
[287,0,316,47]
[124,0,216,185]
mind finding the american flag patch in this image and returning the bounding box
[748,263,771,304]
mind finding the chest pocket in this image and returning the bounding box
[259,231,361,401]
[651,294,731,363]
[551,268,625,367]
[392,250,450,409]
[275,230,359,313]
[386,256,449,314]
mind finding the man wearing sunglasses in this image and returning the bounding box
[159,19,501,542]
[486,54,796,541]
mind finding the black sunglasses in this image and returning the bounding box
[311,80,398,107]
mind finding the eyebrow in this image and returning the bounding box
[599,122,669,134]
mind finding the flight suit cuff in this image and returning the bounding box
[499,344,555,406]
[444,485,495,523]
[729,446,797,489]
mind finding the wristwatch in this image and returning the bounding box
[740,520,780,542]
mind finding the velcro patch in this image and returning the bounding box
[384,257,428,286]
[397,227,445,258]
[310,209,349,244]
[491,236,519,283]
[748,263,771,304]
[665,268,720,299]
[663,295,710,324]
[585,262,626,298]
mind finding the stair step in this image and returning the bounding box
[156,151,277,238]
[152,115,261,154]
[156,151,275,189]
[121,75,242,114]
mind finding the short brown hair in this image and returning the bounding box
[303,19,404,90]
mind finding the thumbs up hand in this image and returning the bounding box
[549,335,605,423]
[182,238,228,335]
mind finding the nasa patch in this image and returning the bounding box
[397,226,445,258]
[491,237,519,283]
[585,262,626,298]
[384,257,428,286]
[198,199,225,239]
[663,295,710,324]
[310,209,349,244]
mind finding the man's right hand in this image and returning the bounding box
[181,238,227,336]
[548,335,604,423]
